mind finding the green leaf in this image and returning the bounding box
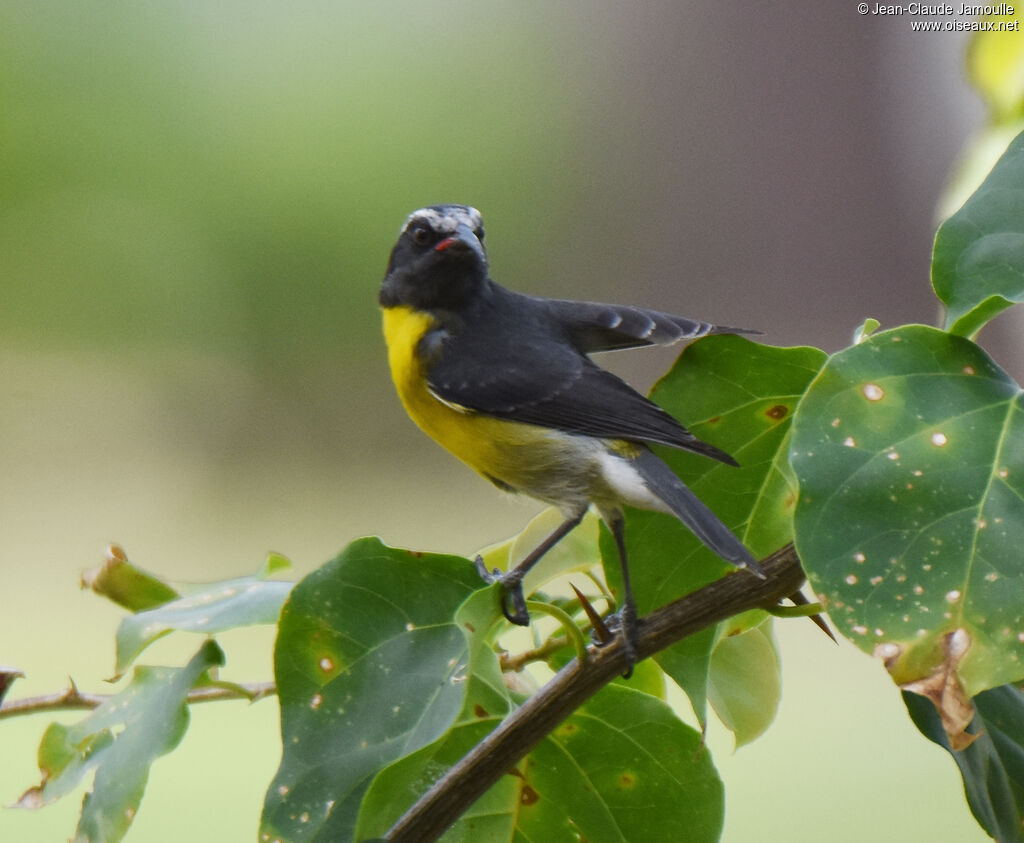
[451,588,514,719]
[939,31,1024,229]
[355,719,515,841]
[707,622,781,749]
[362,685,723,842]
[791,325,1024,699]
[354,585,512,840]
[261,551,293,576]
[932,128,1024,337]
[852,317,880,344]
[903,683,1024,843]
[507,507,602,598]
[259,537,487,843]
[80,544,179,612]
[940,123,1024,225]
[650,335,827,559]
[602,336,825,729]
[646,626,718,730]
[114,554,293,675]
[15,641,224,843]
[516,685,723,842]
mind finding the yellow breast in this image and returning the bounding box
[381,305,548,484]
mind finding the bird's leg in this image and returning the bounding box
[474,511,585,626]
[606,514,638,678]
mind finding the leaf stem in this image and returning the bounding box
[524,599,589,664]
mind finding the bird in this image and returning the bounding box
[379,204,765,672]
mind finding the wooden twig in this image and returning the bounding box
[0,681,276,720]
[386,543,807,842]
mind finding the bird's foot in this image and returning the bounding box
[473,555,530,626]
[591,604,638,679]
[743,556,768,580]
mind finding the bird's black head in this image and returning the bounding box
[380,204,489,311]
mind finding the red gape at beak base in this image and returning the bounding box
[434,236,457,252]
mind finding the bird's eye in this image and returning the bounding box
[411,226,431,246]
[474,226,484,241]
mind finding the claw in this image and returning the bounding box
[500,583,530,626]
[473,555,502,584]
[473,557,530,625]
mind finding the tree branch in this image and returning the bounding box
[386,542,807,842]
[0,681,276,720]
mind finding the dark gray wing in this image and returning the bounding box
[425,291,737,464]
[491,361,739,464]
[539,297,759,353]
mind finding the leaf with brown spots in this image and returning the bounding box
[890,629,977,750]
[603,335,825,734]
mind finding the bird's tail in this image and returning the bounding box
[633,449,766,578]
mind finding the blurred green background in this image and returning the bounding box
[1,3,1011,840]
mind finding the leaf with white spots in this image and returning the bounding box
[353,586,513,839]
[259,537,494,843]
[113,553,293,676]
[15,641,224,843]
[932,128,1024,338]
[792,325,1024,700]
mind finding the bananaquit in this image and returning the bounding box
[379,204,764,670]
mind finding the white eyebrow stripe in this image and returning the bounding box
[402,206,483,235]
